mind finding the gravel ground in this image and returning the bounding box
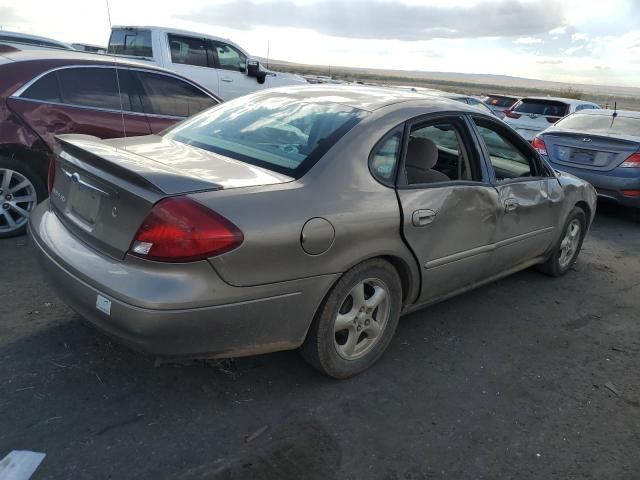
[0,202,638,480]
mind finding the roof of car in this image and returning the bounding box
[0,30,72,50]
[520,96,598,106]
[572,109,640,119]
[265,85,484,113]
[112,25,247,55]
[0,46,158,69]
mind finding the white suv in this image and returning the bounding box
[107,26,307,100]
[503,97,600,141]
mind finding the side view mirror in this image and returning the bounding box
[246,58,267,84]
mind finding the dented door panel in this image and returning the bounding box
[397,184,500,303]
[490,179,557,275]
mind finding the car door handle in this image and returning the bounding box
[221,77,233,82]
[412,209,437,226]
[504,198,519,212]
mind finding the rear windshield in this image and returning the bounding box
[513,99,569,117]
[484,96,517,108]
[107,29,152,57]
[556,114,640,137]
[166,94,366,177]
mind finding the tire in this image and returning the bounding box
[0,155,47,239]
[536,206,587,277]
[300,259,403,379]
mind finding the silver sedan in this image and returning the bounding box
[29,86,597,378]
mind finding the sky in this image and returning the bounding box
[1,0,639,87]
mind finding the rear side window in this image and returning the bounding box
[513,99,569,118]
[22,72,62,102]
[56,68,141,112]
[108,29,152,57]
[168,35,209,68]
[136,71,217,117]
[370,129,402,183]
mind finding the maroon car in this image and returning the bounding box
[0,45,221,237]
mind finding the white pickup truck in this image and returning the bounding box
[107,26,307,100]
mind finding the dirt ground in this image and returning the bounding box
[0,202,638,480]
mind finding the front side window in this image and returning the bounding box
[136,72,217,117]
[213,42,247,72]
[168,34,208,68]
[474,119,534,181]
[404,120,474,185]
[107,29,152,57]
[166,94,366,177]
[56,67,140,112]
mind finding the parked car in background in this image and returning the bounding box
[394,86,502,118]
[0,47,220,237]
[31,85,596,378]
[107,26,307,100]
[503,97,600,141]
[482,94,520,118]
[534,109,640,208]
[71,43,106,54]
[0,31,73,51]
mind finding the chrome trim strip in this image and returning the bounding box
[10,63,219,104]
[425,227,555,269]
[9,96,185,121]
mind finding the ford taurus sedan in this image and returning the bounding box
[29,86,597,378]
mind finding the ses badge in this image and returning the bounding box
[96,294,112,315]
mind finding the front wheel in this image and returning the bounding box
[537,206,587,277]
[300,259,402,378]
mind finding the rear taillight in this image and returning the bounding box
[621,190,640,197]
[47,159,56,193]
[504,110,521,119]
[620,153,640,168]
[129,197,243,262]
[532,136,548,156]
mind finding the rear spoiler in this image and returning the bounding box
[56,135,223,195]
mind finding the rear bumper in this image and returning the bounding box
[29,201,338,358]
[548,162,640,208]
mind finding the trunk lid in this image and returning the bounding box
[51,134,291,259]
[541,131,640,171]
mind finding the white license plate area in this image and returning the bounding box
[69,185,102,225]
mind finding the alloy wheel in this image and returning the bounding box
[333,278,391,360]
[0,168,38,235]
[558,219,581,269]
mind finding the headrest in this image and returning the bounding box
[406,137,439,170]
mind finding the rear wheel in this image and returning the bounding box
[300,259,402,378]
[537,206,586,277]
[0,156,46,238]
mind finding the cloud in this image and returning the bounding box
[182,0,566,41]
[548,26,568,35]
[514,36,542,44]
[565,45,584,55]
[572,32,589,42]
[536,59,564,64]
[0,6,24,28]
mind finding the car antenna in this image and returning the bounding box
[610,101,618,129]
[105,0,127,144]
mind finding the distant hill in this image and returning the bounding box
[262,58,640,109]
